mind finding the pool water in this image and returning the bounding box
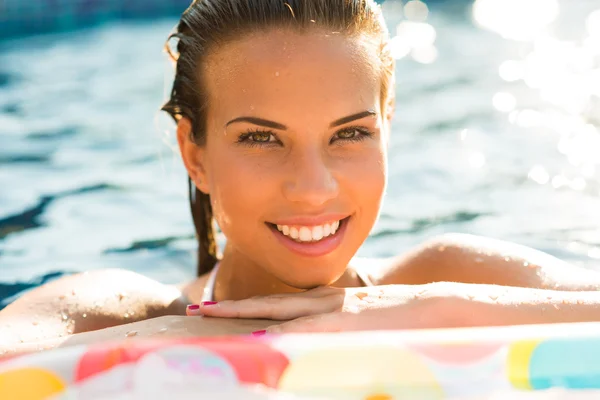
[1,0,599,309]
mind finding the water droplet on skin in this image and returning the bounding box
[82,313,87,318]
[523,262,529,267]
[504,257,511,262]
[158,328,168,334]
[61,312,68,321]
[123,313,130,319]
[355,292,368,300]
[126,331,138,338]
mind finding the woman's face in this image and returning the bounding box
[181,29,388,288]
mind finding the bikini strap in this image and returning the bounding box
[201,262,220,302]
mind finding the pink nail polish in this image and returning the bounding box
[201,301,218,306]
[187,304,200,310]
[252,330,267,337]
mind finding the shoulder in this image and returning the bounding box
[350,234,485,286]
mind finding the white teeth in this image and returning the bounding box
[289,227,299,240]
[312,225,323,241]
[274,220,343,242]
[299,227,312,241]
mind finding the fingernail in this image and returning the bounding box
[187,304,200,310]
[201,301,218,306]
[251,330,267,337]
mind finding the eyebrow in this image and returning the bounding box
[329,110,377,127]
[224,110,377,130]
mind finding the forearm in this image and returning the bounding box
[1,316,273,360]
[438,283,600,328]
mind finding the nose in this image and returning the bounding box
[282,149,339,207]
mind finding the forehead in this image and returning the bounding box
[202,29,382,124]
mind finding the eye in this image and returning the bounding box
[237,130,279,146]
[250,131,274,142]
[330,127,373,144]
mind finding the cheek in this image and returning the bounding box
[206,152,274,234]
[337,146,387,210]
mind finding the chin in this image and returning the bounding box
[276,265,347,290]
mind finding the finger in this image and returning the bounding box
[266,313,343,333]
[186,304,203,316]
[193,295,337,320]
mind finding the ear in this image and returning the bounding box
[177,117,210,194]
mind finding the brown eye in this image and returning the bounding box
[250,132,274,142]
[330,127,373,144]
[336,129,359,139]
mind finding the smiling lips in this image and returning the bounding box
[267,216,350,257]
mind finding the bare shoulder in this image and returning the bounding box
[365,233,600,289]
[0,269,189,345]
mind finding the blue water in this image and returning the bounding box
[1,1,600,309]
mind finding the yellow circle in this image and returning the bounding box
[0,368,66,400]
[364,394,393,400]
[279,347,443,399]
[506,340,539,390]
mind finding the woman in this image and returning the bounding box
[2,0,600,357]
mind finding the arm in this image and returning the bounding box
[0,269,187,346]
[1,315,273,359]
[190,282,600,333]
[439,283,600,328]
[373,233,600,291]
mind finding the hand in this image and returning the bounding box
[187,284,457,333]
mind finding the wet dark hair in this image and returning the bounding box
[161,0,394,276]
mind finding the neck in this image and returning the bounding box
[212,243,363,302]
